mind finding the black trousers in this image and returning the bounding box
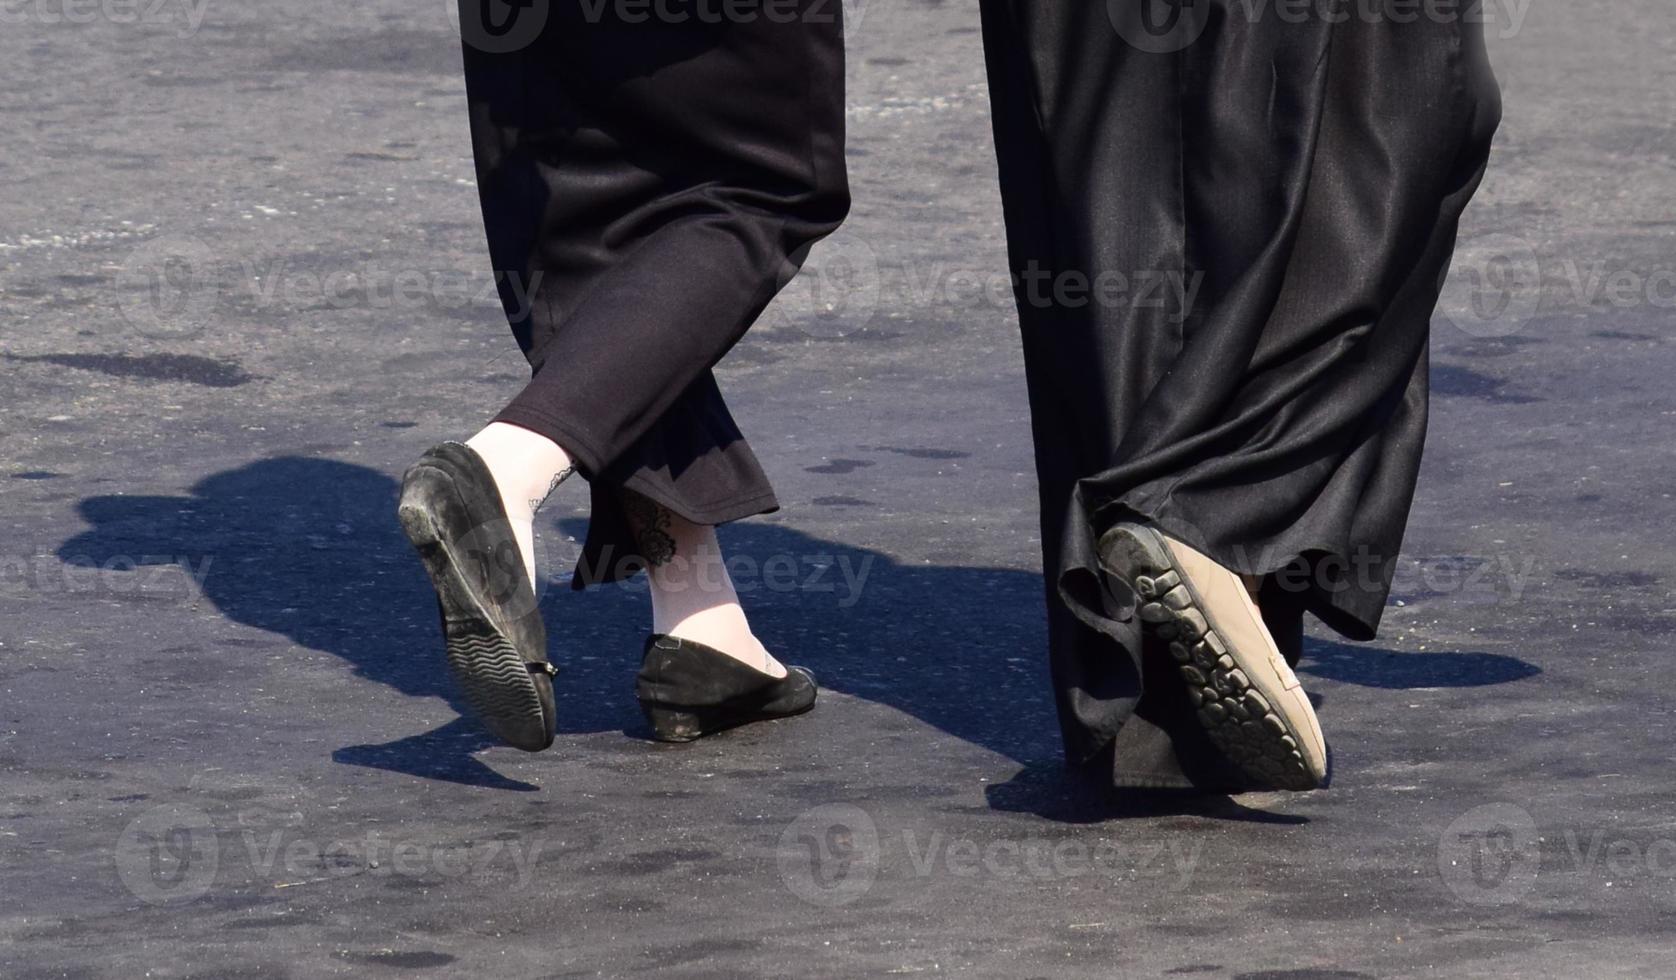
[980,0,1501,788]
[459,2,850,585]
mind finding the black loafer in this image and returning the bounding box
[397,442,556,752]
[635,635,816,743]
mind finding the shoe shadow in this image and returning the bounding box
[548,514,1066,765]
[56,457,549,791]
[331,718,538,792]
[982,761,1311,825]
[54,456,1063,789]
[1298,637,1541,689]
[56,457,1542,812]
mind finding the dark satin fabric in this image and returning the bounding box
[981,0,1501,788]
[458,3,850,584]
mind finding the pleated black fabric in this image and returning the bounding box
[458,2,849,585]
[980,0,1501,788]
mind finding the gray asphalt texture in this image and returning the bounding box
[4,0,1676,977]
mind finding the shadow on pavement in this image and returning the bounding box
[1300,637,1540,689]
[982,760,1314,825]
[57,456,1542,813]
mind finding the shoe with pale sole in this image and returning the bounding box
[1098,522,1327,791]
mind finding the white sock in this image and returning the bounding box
[464,421,575,585]
[624,493,786,678]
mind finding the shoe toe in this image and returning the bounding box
[781,666,817,710]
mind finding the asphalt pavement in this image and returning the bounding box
[4,0,1676,976]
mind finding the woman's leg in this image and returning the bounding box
[461,4,849,573]
[463,421,574,587]
[622,490,785,678]
[455,421,783,675]
[398,5,846,750]
[980,0,1501,790]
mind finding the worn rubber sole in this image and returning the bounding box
[1101,524,1324,791]
[398,473,552,752]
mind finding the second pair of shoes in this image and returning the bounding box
[396,442,817,751]
[1098,522,1329,792]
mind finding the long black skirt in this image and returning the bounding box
[980,0,1501,789]
[458,2,850,585]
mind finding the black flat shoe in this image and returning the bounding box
[397,442,556,752]
[635,635,816,743]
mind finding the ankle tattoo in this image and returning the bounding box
[622,491,677,566]
[529,465,576,514]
